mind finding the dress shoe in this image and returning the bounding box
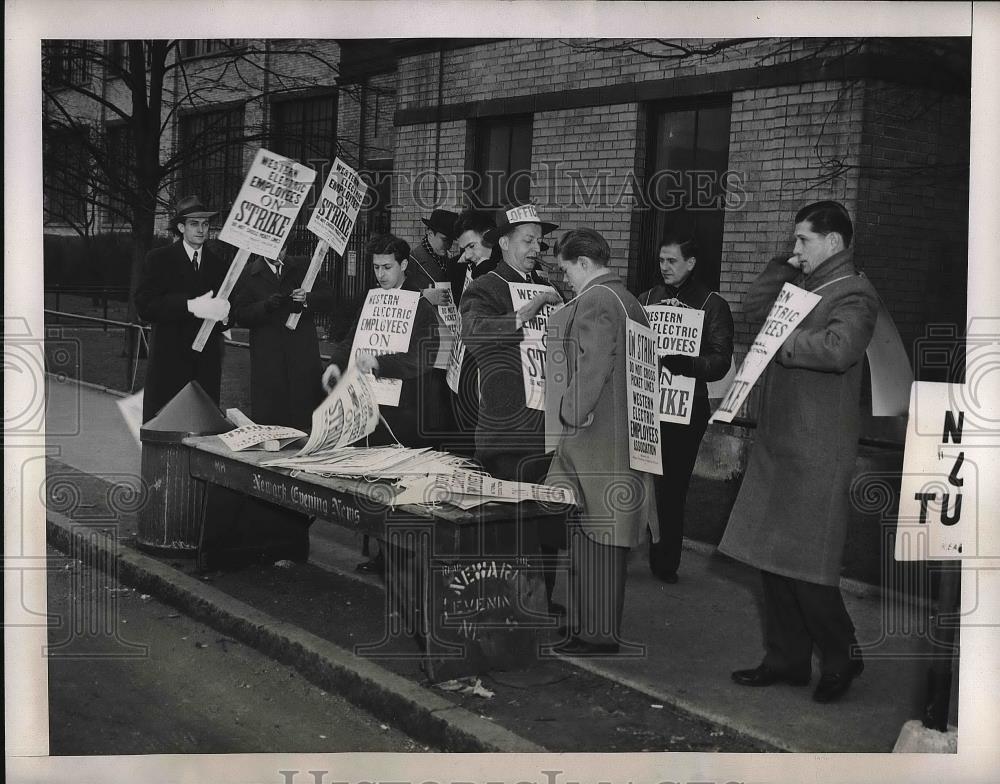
[651,570,679,584]
[731,663,811,687]
[355,555,384,575]
[552,636,620,656]
[547,601,567,618]
[812,659,864,703]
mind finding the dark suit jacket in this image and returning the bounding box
[231,255,335,431]
[458,260,557,481]
[135,239,229,422]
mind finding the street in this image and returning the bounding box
[46,545,431,754]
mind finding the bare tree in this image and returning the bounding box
[42,39,393,323]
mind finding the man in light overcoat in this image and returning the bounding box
[545,228,659,655]
[719,201,878,703]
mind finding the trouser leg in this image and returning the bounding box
[793,578,858,675]
[648,396,709,577]
[760,570,813,673]
[570,524,628,645]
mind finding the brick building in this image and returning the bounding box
[44,37,970,423]
[391,38,970,393]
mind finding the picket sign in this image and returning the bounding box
[709,282,821,423]
[194,147,317,352]
[192,248,251,352]
[285,240,330,331]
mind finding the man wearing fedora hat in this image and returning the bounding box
[407,208,460,301]
[403,208,461,446]
[459,203,565,614]
[135,195,231,422]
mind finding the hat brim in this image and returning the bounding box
[420,217,455,239]
[173,210,219,225]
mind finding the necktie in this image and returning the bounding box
[464,264,473,293]
[274,261,283,279]
[192,250,199,271]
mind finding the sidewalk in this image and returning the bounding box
[43,376,940,753]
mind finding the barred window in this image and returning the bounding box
[178,105,246,215]
[44,126,91,226]
[104,123,135,225]
[180,39,247,59]
[43,40,92,87]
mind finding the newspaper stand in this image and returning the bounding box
[136,382,234,555]
[183,436,571,680]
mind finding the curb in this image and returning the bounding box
[46,510,546,753]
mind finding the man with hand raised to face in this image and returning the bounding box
[135,195,231,423]
[637,234,734,584]
[720,200,878,704]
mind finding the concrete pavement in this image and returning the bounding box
[43,375,942,752]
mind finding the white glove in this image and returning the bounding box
[187,291,215,319]
[322,364,341,394]
[188,292,229,321]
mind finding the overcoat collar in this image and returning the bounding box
[249,255,282,281]
[493,260,542,285]
[802,247,857,291]
[575,268,618,297]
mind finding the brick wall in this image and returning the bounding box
[854,80,970,363]
[393,120,467,247]
[396,39,859,110]
[722,80,864,351]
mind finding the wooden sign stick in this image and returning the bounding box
[192,247,251,352]
[285,240,330,331]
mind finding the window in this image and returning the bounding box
[106,40,128,75]
[44,126,91,226]
[470,115,533,209]
[270,92,339,257]
[271,93,338,171]
[633,100,732,293]
[104,123,135,226]
[42,40,91,87]
[181,40,247,59]
[178,105,246,216]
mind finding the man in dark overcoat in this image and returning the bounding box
[231,248,334,432]
[135,196,231,422]
[719,201,878,703]
[545,229,660,655]
[459,204,563,612]
[637,234,734,583]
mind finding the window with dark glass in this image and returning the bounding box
[633,99,732,293]
[180,39,247,59]
[177,105,246,215]
[104,123,135,226]
[270,92,339,256]
[44,126,91,226]
[470,115,533,209]
[42,40,91,87]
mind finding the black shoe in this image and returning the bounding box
[812,659,864,703]
[731,663,811,687]
[651,570,679,584]
[552,636,620,656]
[547,601,567,618]
[355,556,384,575]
